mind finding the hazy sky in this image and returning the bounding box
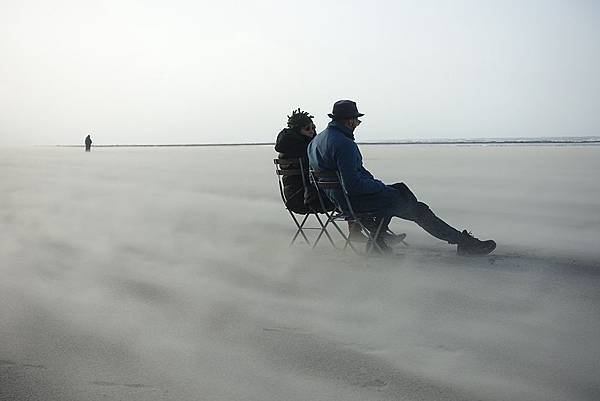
[1,0,599,145]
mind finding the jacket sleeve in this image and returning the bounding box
[359,166,374,180]
[335,140,386,195]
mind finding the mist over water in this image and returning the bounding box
[1,145,599,401]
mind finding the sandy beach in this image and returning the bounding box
[1,144,599,401]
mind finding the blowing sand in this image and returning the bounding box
[1,145,599,401]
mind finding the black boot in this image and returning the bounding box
[457,230,496,256]
[366,237,394,255]
[382,231,407,247]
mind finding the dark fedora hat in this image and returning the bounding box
[328,100,364,119]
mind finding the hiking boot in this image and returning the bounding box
[457,230,496,256]
[366,238,394,255]
[383,232,407,247]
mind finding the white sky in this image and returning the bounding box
[1,0,599,145]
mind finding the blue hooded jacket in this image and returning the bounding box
[308,121,400,214]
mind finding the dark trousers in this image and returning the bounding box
[359,183,462,244]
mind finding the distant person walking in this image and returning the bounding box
[85,134,92,152]
[308,100,496,255]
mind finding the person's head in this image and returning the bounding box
[328,100,364,133]
[287,108,316,138]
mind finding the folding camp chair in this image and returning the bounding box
[310,169,407,256]
[273,158,336,248]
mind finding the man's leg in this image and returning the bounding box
[389,183,462,244]
[398,201,462,244]
[389,183,495,254]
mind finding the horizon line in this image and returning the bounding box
[48,137,600,148]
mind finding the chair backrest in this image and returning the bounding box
[273,158,309,207]
[309,169,356,218]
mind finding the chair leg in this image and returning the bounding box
[365,218,386,256]
[374,219,386,251]
[342,221,354,251]
[328,220,360,254]
[313,215,360,253]
[289,213,311,246]
[313,213,337,249]
[312,214,333,249]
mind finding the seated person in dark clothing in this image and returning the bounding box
[308,100,496,256]
[275,108,364,239]
[275,109,323,214]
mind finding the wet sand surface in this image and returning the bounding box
[1,145,599,401]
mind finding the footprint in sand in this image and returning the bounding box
[22,363,47,369]
[361,378,388,388]
[0,359,46,369]
[91,381,156,390]
[0,359,17,367]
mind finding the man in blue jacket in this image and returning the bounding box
[307,100,496,255]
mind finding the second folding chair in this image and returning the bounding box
[310,169,407,256]
[273,158,337,248]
